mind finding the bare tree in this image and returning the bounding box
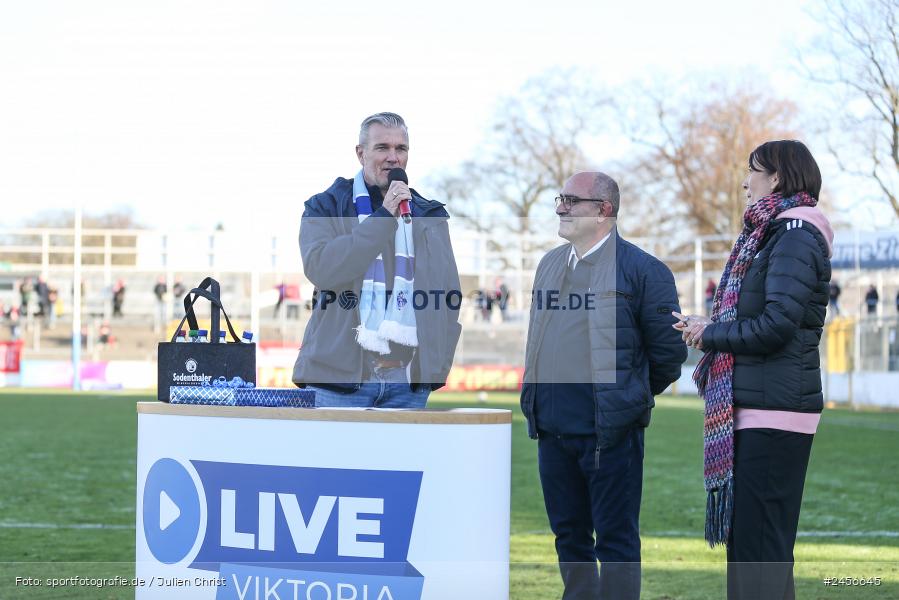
[800,0,899,217]
[429,70,614,272]
[24,207,144,230]
[431,71,813,275]
[620,81,801,249]
[431,70,613,235]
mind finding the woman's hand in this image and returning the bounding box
[672,311,712,350]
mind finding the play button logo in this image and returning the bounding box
[143,458,202,564]
[159,491,181,531]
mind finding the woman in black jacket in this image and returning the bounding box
[674,140,833,600]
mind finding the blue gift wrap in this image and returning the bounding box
[169,376,314,407]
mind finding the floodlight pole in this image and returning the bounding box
[72,205,83,391]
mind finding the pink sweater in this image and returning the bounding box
[734,408,820,434]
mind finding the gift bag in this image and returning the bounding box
[156,277,256,402]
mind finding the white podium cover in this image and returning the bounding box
[135,403,511,600]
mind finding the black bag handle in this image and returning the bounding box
[170,278,241,343]
[182,278,219,332]
[182,277,220,337]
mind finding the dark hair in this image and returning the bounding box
[748,140,821,199]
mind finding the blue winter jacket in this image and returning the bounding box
[520,229,688,449]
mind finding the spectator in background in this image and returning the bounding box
[46,285,58,329]
[112,279,126,317]
[480,288,493,321]
[287,284,301,318]
[153,277,166,302]
[172,277,186,315]
[7,306,21,340]
[35,277,50,318]
[473,290,485,321]
[705,278,717,316]
[895,290,899,314]
[269,282,301,318]
[35,277,56,328]
[153,276,167,327]
[19,277,33,317]
[828,280,841,316]
[865,285,879,315]
[494,277,510,322]
[274,282,287,317]
[98,321,114,349]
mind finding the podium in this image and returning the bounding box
[135,402,512,600]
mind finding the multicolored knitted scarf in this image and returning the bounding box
[693,190,817,547]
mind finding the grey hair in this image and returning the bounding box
[591,172,620,217]
[359,112,408,147]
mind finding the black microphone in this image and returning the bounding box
[388,167,411,224]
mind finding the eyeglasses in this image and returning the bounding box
[554,195,608,210]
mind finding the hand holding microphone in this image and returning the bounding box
[387,168,412,224]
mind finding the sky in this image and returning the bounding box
[2,0,884,235]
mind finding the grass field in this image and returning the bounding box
[0,389,897,599]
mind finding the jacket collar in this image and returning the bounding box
[564,226,619,268]
[336,177,448,218]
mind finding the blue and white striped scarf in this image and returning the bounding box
[353,170,418,354]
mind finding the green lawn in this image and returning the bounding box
[0,389,897,599]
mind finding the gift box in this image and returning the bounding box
[170,385,315,407]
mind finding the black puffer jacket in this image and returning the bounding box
[701,217,831,412]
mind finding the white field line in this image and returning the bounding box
[515,529,899,538]
[0,521,131,530]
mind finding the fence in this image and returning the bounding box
[3,225,899,403]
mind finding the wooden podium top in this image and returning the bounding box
[137,402,513,425]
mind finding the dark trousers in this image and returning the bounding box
[538,427,643,600]
[727,428,814,600]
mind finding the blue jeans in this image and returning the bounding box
[307,365,430,408]
[538,427,644,600]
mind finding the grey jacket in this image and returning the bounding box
[292,177,462,392]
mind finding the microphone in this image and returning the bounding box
[388,167,412,224]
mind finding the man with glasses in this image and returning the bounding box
[520,171,686,599]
